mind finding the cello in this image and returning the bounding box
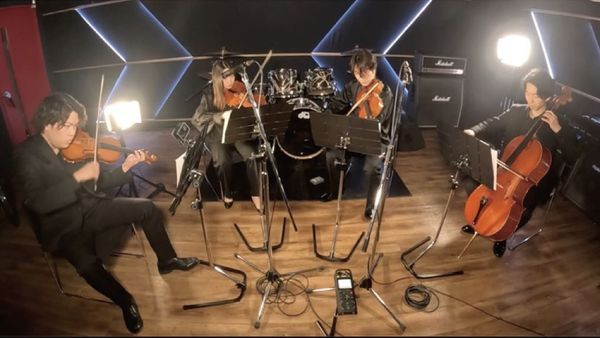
[463,86,572,242]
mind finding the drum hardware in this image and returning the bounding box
[305,67,337,97]
[268,68,303,99]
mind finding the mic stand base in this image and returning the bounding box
[357,253,407,334]
[234,253,325,329]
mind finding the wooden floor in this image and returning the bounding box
[1,129,599,336]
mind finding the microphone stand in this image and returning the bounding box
[355,72,407,334]
[233,66,324,329]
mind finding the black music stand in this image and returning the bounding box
[309,112,382,262]
[400,130,497,278]
[223,102,296,251]
[182,169,247,310]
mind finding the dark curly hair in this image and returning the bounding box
[33,93,87,133]
[522,68,555,100]
[350,48,377,75]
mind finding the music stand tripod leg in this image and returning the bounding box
[233,148,286,252]
[313,149,365,262]
[182,170,247,310]
[400,166,465,279]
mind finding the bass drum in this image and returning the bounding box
[275,98,325,160]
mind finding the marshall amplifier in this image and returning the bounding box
[413,55,467,75]
[413,54,466,128]
[414,74,464,127]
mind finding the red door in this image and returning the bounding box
[0,5,50,147]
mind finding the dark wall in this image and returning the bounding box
[36,0,600,129]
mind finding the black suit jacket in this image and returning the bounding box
[15,134,132,253]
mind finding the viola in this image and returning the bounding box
[354,79,384,119]
[61,129,157,164]
[463,86,572,241]
[224,80,267,108]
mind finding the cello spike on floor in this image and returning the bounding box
[457,232,478,260]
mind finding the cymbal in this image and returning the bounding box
[205,46,240,59]
[341,45,374,56]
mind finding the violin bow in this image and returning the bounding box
[235,50,273,109]
[92,73,105,191]
[346,80,380,116]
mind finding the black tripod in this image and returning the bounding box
[232,67,324,328]
[181,169,247,309]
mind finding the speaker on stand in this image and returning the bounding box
[413,54,467,128]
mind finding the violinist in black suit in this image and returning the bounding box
[15,93,200,334]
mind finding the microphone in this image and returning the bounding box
[400,61,413,85]
[222,60,253,77]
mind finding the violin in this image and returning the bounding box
[61,129,157,164]
[353,79,384,119]
[463,86,572,242]
[224,80,267,108]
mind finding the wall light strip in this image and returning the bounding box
[383,0,432,54]
[76,8,127,63]
[531,11,555,79]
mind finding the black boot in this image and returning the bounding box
[493,240,506,258]
[461,225,475,234]
[121,301,143,334]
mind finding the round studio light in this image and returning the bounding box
[497,34,531,67]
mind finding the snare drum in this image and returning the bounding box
[268,68,303,99]
[304,67,336,97]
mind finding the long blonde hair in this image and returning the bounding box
[211,60,229,111]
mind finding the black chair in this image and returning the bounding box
[23,204,148,303]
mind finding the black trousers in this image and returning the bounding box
[56,197,177,307]
[326,149,383,211]
[207,140,260,198]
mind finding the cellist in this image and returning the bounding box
[461,68,580,257]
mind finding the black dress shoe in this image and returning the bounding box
[121,302,143,334]
[224,200,234,209]
[461,225,475,234]
[364,208,374,220]
[157,257,200,275]
[493,240,506,258]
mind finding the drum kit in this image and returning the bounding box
[198,48,341,161]
[262,66,338,160]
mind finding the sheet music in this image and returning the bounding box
[175,151,186,186]
[220,110,232,144]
